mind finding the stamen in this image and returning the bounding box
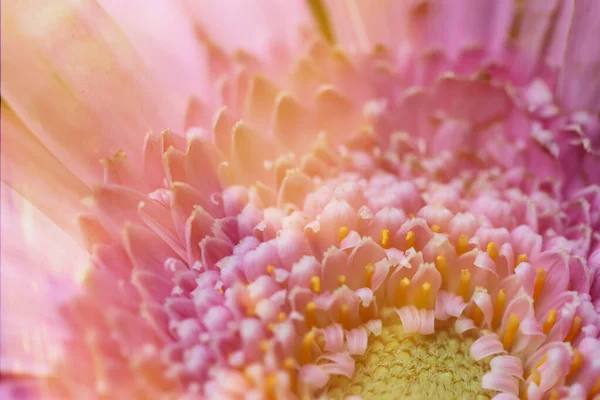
[218,288,224,295]
[530,369,541,386]
[310,276,321,294]
[457,234,469,255]
[306,0,335,44]
[487,242,498,262]
[265,374,277,400]
[337,275,347,287]
[458,269,471,301]
[365,264,375,288]
[405,231,416,249]
[547,389,559,400]
[266,265,275,275]
[436,255,446,287]
[338,226,349,242]
[305,302,317,328]
[564,316,582,342]
[471,304,483,326]
[246,304,256,317]
[525,354,547,380]
[515,253,528,266]
[260,339,270,353]
[566,350,583,379]
[532,268,546,301]
[300,331,316,364]
[380,229,391,249]
[408,213,415,219]
[431,224,441,233]
[278,312,287,322]
[502,314,520,351]
[284,357,296,393]
[339,304,351,330]
[542,309,557,334]
[492,289,506,329]
[359,302,373,322]
[396,277,411,307]
[590,376,600,398]
[417,282,432,309]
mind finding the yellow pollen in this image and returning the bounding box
[532,268,546,300]
[338,226,349,242]
[284,357,297,392]
[566,350,583,380]
[492,290,506,329]
[365,264,375,288]
[487,242,499,261]
[502,314,520,351]
[339,303,351,330]
[471,305,483,326]
[431,224,441,233]
[278,312,287,322]
[380,229,391,249]
[310,276,321,294]
[267,322,275,331]
[548,389,560,400]
[530,368,541,386]
[516,253,528,266]
[458,269,471,301]
[266,265,275,275]
[564,316,582,342]
[436,255,447,287]
[405,231,416,250]
[218,288,224,295]
[543,309,557,334]
[337,275,347,287]
[408,213,415,219]
[396,277,411,307]
[305,302,317,328]
[417,282,432,309]
[457,234,469,255]
[265,374,277,400]
[300,331,316,364]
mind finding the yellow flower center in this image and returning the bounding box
[327,319,493,399]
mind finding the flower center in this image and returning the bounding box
[327,314,493,399]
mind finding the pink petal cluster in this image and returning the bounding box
[2,1,600,400]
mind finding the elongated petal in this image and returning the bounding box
[1,185,87,376]
[1,0,184,186]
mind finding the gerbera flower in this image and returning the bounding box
[2,0,600,399]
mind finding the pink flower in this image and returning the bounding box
[2,1,600,399]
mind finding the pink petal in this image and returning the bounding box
[298,365,329,390]
[316,352,355,378]
[99,0,207,98]
[322,324,345,353]
[395,306,420,334]
[558,0,600,112]
[1,185,86,376]
[455,318,475,334]
[470,334,506,361]
[482,371,519,395]
[2,0,184,185]
[490,356,524,379]
[365,319,382,336]
[346,327,368,355]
